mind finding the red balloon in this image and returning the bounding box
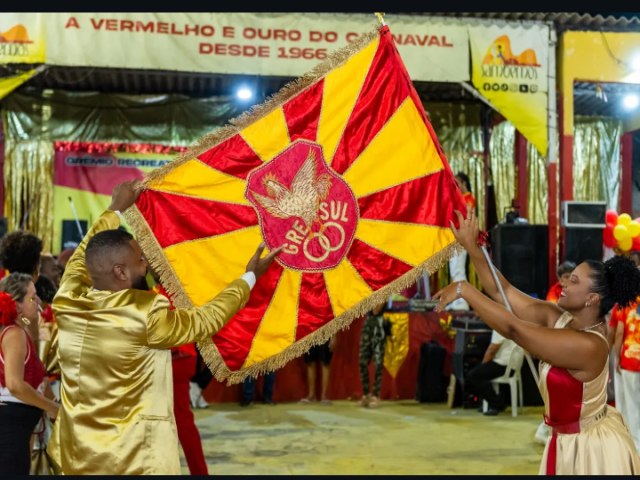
[606,209,619,225]
[633,236,640,252]
[603,225,616,248]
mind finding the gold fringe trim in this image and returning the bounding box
[142,25,381,187]
[123,23,459,386]
[199,241,463,385]
[122,205,193,309]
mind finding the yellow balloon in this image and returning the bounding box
[618,213,632,226]
[614,224,630,241]
[628,220,640,238]
[620,236,633,251]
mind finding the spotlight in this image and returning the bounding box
[632,56,640,72]
[236,87,253,101]
[623,94,639,110]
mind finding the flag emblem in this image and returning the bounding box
[125,25,466,383]
[247,140,358,270]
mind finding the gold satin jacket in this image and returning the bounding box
[47,210,250,474]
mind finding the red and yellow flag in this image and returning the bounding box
[125,25,466,384]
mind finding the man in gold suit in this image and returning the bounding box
[47,180,282,474]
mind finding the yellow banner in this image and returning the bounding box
[469,24,549,156]
[383,312,409,379]
[0,67,44,101]
[0,13,45,64]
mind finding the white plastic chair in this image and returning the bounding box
[482,346,525,417]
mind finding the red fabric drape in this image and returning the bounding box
[203,312,455,403]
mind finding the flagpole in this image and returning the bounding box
[479,245,540,385]
[374,12,386,26]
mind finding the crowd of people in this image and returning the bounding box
[1,176,640,475]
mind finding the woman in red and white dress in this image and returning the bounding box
[435,206,640,475]
[0,272,59,474]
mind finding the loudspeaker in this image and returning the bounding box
[564,227,604,265]
[490,224,549,299]
[61,220,88,250]
[561,201,606,227]
[416,341,448,403]
[454,329,492,357]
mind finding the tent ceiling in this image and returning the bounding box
[17,65,633,118]
[425,12,640,31]
[10,11,640,120]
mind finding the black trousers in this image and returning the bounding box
[191,349,213,390]
[464,361,507,410]
[0,401,43,474]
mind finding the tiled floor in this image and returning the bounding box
[182,400,546,475]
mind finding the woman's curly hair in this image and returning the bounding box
[585,255,640,316]
[0,231,43,276]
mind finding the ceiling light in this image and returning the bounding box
[623,94,639,110]
[236,87,253,101]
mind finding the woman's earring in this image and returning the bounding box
[585,302,591,308]
[21,316,31,326]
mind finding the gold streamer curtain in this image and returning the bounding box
[3,137,54,252]
[573,116,622,210]
[527,144,548,225]
[489,121,515,224]
[425,103,484,291]
[2,91,246,252]
[427,103,485,229]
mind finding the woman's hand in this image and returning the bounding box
[46,402,59,420]
[433,281,468,313]
[451,204,479,251]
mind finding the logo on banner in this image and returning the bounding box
[480,35,541,94]
[0,24,34,57]
[247,140,358,271]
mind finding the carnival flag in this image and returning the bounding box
[125,24,467,384]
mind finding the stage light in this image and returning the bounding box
[623,93,639,110]
[236,87,253,101]
[632,56,640,72]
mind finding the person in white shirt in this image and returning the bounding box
[465,329,518,416]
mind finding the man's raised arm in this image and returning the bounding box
[57,180,141,295]
[146,244,283,348]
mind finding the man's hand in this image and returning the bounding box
[245,243,284,280]
[109,180,142,213]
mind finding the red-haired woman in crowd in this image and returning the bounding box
[0,273,59,474]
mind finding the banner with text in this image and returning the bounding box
[0,13,45,64]
[53,149,173,253]
[469,24,549,156]
[43,12,469,82]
